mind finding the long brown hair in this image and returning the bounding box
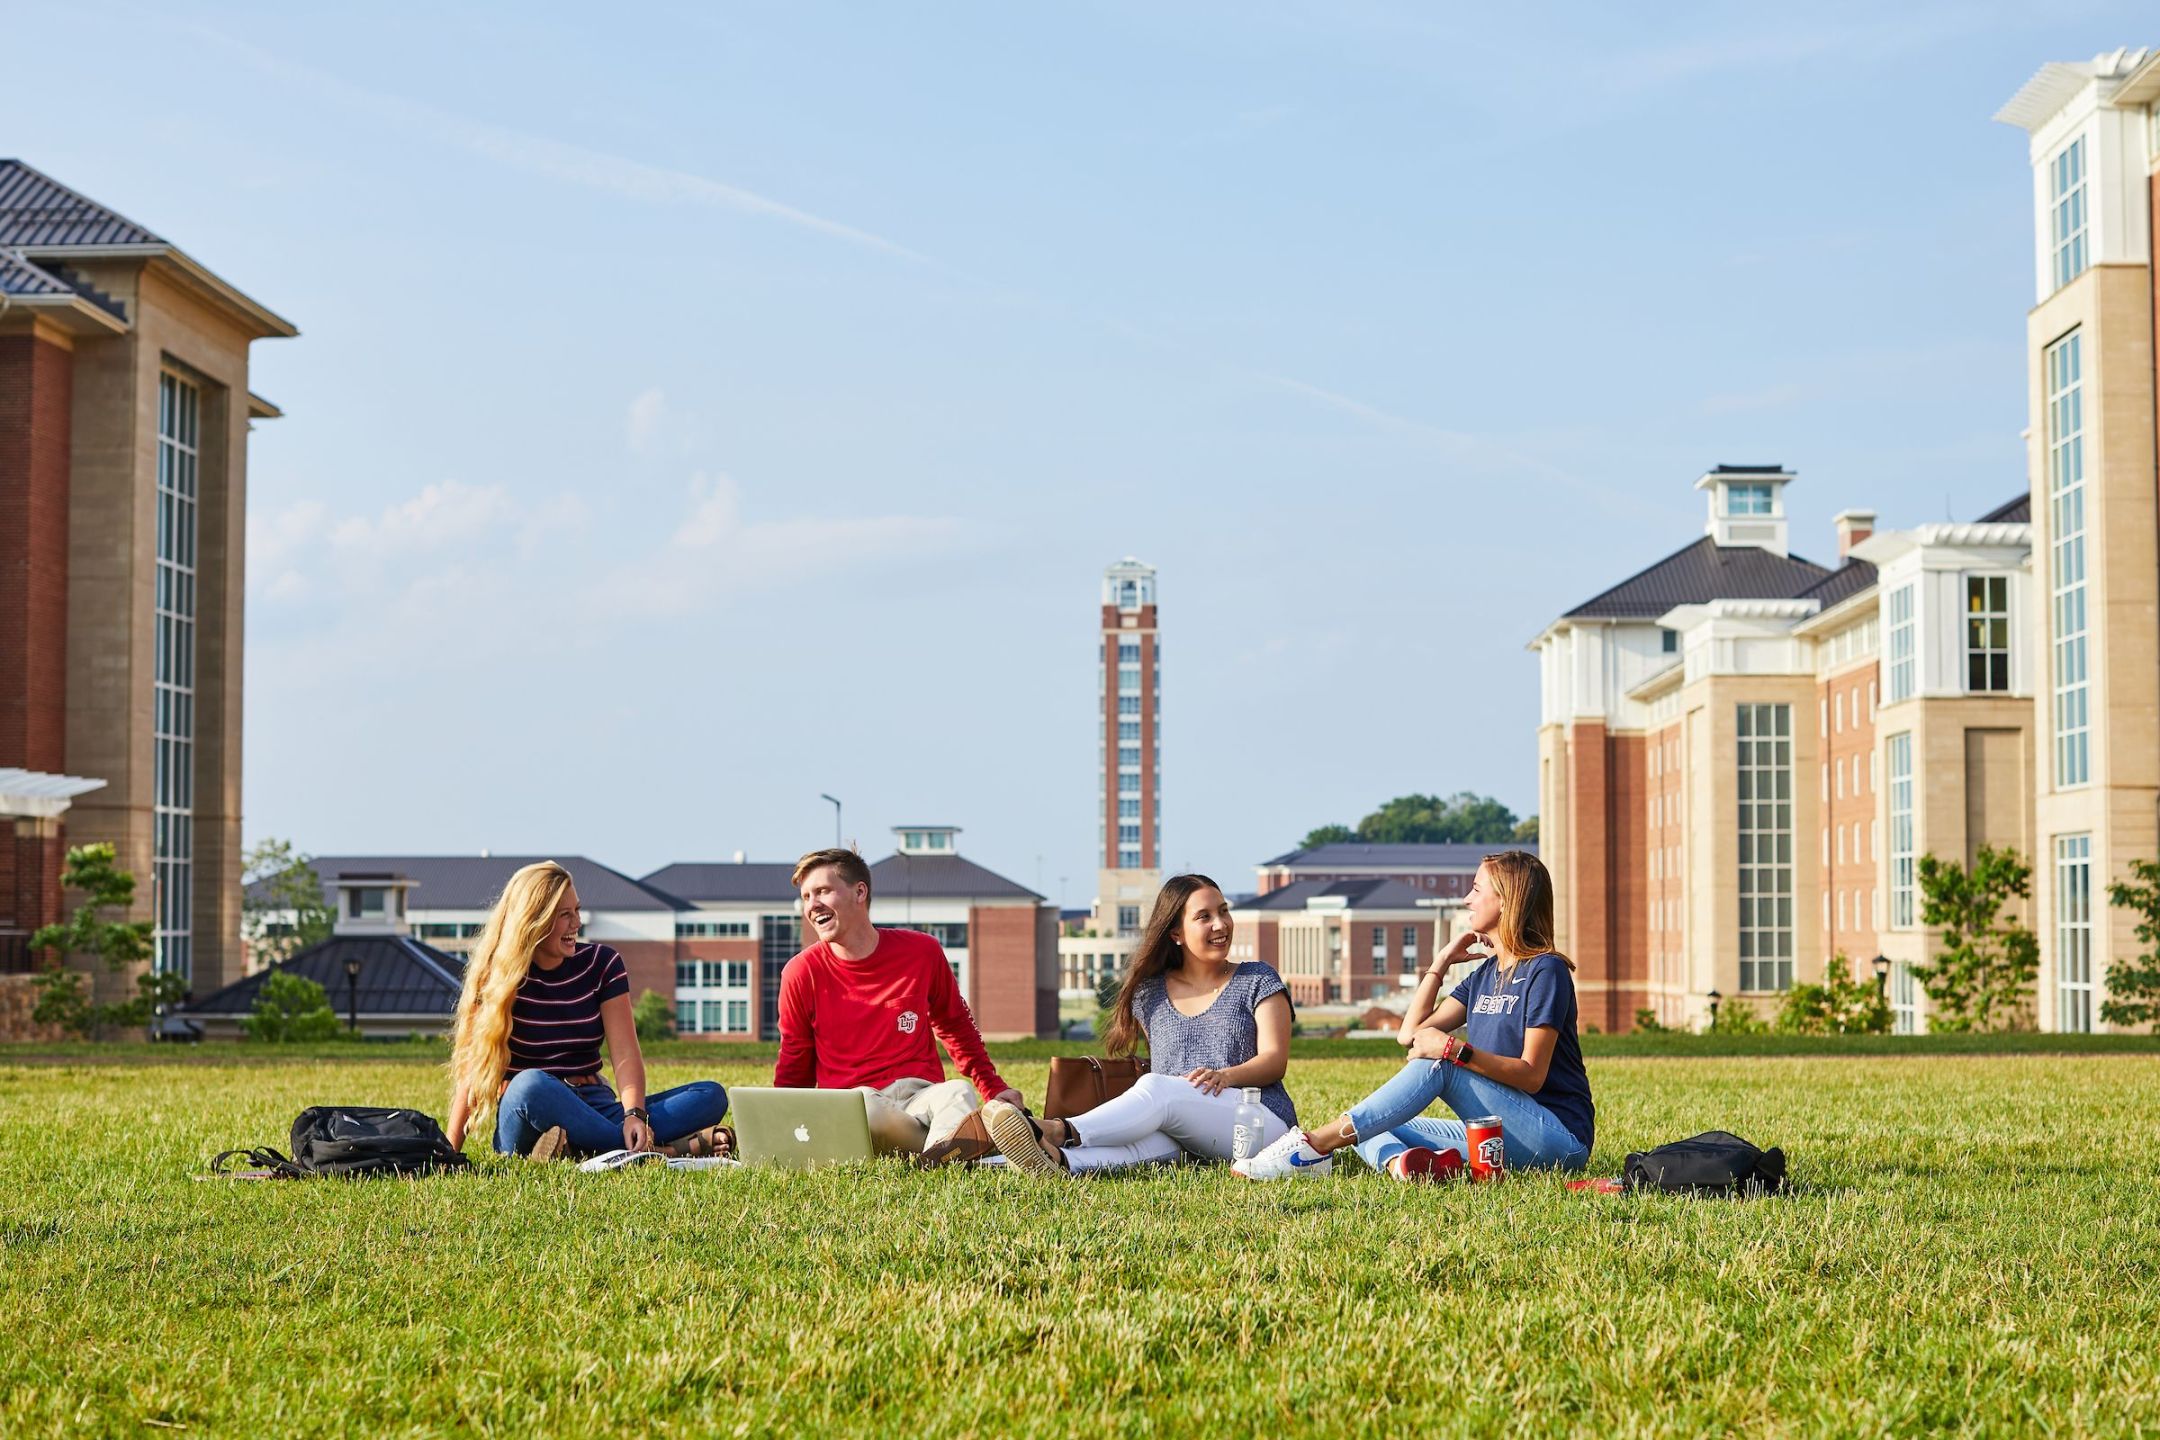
[1103,874,1225,1058]
[448,861,576,1118]
[1482,849,1573,974]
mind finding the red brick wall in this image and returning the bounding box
[967,904,1047,1038]
[1606,732,1649,1032]
[608,940,676,1012]
[0,334,73,775]
[1563,719,1610,1011]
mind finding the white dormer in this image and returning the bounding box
[1102,557,1156,611]
[1995,48,2158,304]
[333,873,416,937]
[1696,465,1794,556]
[894,826,960,857]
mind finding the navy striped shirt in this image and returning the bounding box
[508,942,630,1079]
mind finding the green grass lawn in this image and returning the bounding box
[5,1049,2157,1437]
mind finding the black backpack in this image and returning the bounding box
[1624,1130,1787,1196]
[213,1106,471,1179]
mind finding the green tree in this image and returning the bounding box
[241,839,332,968]
[1916,846,2039,1032]
[632,988,676,1043]
[242,969,341,1042]
[29,844,158,1040]
[1301,793,1523,851]
[1512,815,1539,843]
[1773,955,1892,1035]
[1705,997,1770,1034]
[2101,859,2160,1028]
[1299,823,1357,849]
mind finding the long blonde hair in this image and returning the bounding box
[448,860,575,1119]
[1482,849,1573,975]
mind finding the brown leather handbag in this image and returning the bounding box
[1043,1056,1148,1120]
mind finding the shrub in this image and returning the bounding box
[1774,955,1892,1035]
[2103,860,2160,1029]
[30,844,158,1040]
[243,970,341,1043]
[1706,998,1769,1034]
[1917,847,2039,1032]
[1633,1008,1671,1033]
[632,988,675,1043]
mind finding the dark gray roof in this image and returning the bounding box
[0,249,72,296]
[0,160,164,248]
[1711,463,1786,474]
[177,934,464,1019]
[869,853,1041,902]
[262,856,682,912]
[1796,558,1878,609]
[1977,492,2030,523]
[1242,877,1436,912]
[1562,537,1830,621]
[640,862,799,906]
[1259,841,1525,869]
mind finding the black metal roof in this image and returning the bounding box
[1976,492,2031,523]
[1258,841,1526,869]
[1796,558,1878,609]
[0,249,72,296]
[640,862,800,906]
[1241,877,1438,912]
[259,856,684,912]
[868,853,1042,902]
[0,160,164,248]
[177,933,465,1019]
[1561,537,1830,620]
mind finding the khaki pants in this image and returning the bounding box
[858,1077,982,1155]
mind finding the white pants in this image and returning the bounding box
[1063,1072,1289,1174]
[858,1077,981,1155]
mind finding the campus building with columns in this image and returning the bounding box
[0,161,293,1001]
[1536,44,2160,1035]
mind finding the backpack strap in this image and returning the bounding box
[210,1146,306,1179]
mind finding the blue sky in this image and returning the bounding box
[4,3,2148,905]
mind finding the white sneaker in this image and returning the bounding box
[1231,1129,1334,1180]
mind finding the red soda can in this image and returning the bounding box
[1465,1117,1505,1182]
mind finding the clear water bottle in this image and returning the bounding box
[1231,1087,1269,1165]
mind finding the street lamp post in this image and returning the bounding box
[1871,954,1891,995]
[344,956,361,1035]
[1706,988,1722,1030]
[819,793,842,848]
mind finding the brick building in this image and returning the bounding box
[1253,841,1505,899]
[650,827,1058,1042]
[0,160,293,997]
[1230,878,1440,1009]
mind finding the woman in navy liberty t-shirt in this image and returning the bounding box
[1234,850,1594,1180]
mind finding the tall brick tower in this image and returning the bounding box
[1097,558,1162,938]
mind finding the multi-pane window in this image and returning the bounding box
[1118,824,1141,846]
[1735,704,1794,993]
[154,372,199,983]
[676,1000,697,1033]
[1965,576,2011,692]
[1119,771,1140,795]
[1891,961,1919,1036]
[1402,925,1418,973]
[1117,905,1141,936]
[2050,136,2088,292]
[2047,331,2090,788]
[1117,721,1140,741]
[1118,798,1140,819]
[1117,642,1140,664]
[727,998,749,1032]
[758,914,799,1040]
[1118,746,1140,768]
[1118,695,1140,716]
[676,919,752,939]
[1661,628,1678,653]
[1886,585,1916,703]
[1727,483,1773,515]
[1888,733,1915,929]
[2055,835,2093,1033]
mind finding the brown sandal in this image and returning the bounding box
[664,1124,733,1159]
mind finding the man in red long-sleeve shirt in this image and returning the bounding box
[775,848,1024,1154]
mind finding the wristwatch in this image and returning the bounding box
[625,1106,651,1124]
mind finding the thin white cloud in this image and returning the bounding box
[627,388,668,455]
[177,20,926,262]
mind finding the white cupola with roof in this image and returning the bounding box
[332,872,417,937]
[1102,557,1155,611]
[1696,465,1794,556]
[894,826,960,856]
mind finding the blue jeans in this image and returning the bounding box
[493,1070,730,1157]
[1346,1059,1589,1174]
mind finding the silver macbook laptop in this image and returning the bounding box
[730,1087,876,1170]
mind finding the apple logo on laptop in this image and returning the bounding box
[794,1125,811,1143]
